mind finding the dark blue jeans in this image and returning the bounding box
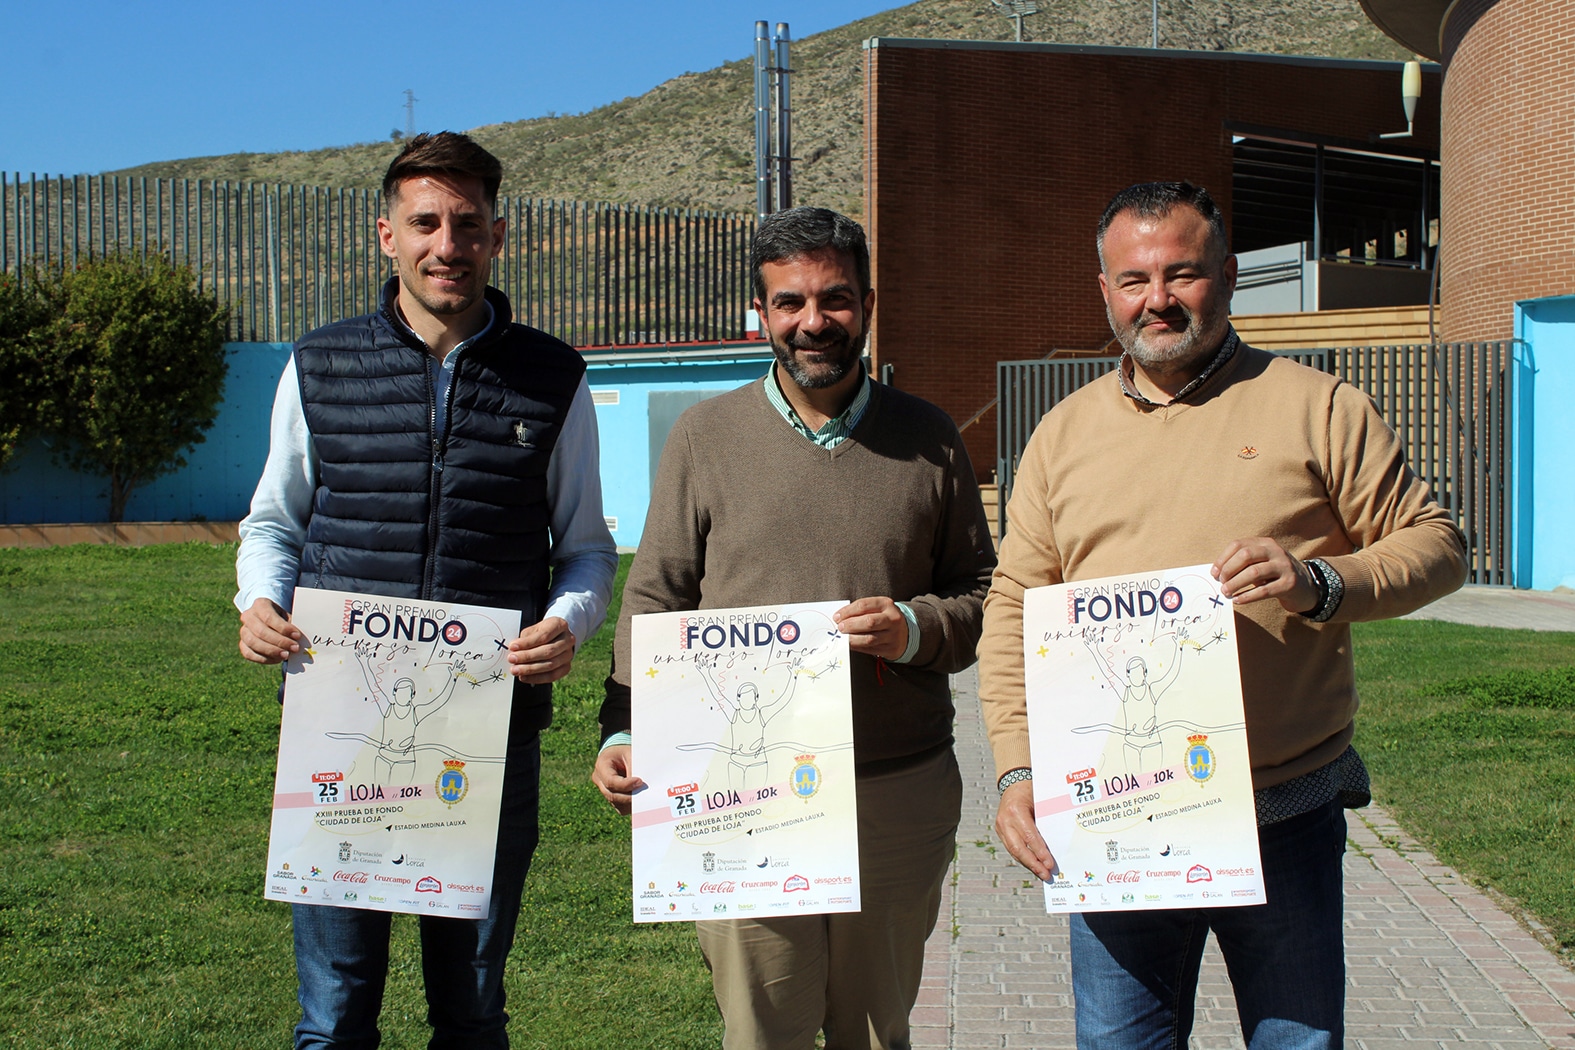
[291,734,541,1050]
[1070,799,1348,1050]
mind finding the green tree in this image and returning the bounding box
[0,270,57,469]
[36,254,230,522]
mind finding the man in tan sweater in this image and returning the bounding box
[978,182,1466,1049]
[593,206,996,1049]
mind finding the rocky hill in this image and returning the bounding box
[112,0,1407,219]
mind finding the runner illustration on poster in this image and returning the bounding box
[629,601,860,923]
[264,587,520,918]
[1022,566,1264,913]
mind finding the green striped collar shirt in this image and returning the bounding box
[762,365,872,448]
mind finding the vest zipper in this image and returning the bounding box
[423,348,466,600]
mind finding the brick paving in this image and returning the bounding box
[917,583,1575,1049]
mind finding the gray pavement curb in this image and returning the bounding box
[914,666,1575,1050]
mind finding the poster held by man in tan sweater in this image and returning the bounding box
[978,182,1466,1049]
[1021,563,1264,914]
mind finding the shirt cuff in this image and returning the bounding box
[892,602,922,664]
[600,731,632,752]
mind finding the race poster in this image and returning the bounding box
[628,601,859,923]
[264,587,521,918]
[1022,565,1265,913]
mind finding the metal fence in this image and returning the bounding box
[996,343,1515,586]
[0,172,757,346]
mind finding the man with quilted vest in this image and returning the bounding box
[235,132,617,1049]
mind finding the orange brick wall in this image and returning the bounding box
[1440,0,1575,342]
[864,42,1439,474]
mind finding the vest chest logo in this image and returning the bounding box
[513,421,536,449]
[1237,445,1258,460]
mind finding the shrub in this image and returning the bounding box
[30,254,230,521]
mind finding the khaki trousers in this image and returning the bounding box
[697,746,963,1050]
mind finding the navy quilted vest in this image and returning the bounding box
[294,280,585,728]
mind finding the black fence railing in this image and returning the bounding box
[996,343,1515,586]
[1,172,757,346]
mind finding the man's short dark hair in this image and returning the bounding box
[383,132,504,213]
[1096,182,1229,266]
[750,206,871,303]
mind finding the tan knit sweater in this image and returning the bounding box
[602,379,997,769]
[978,345,1467,789]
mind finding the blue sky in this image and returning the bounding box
[5,1,906,176]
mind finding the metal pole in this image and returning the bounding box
[774,23,793,214]
[1152,0,1159,47]
[754,20,773,222]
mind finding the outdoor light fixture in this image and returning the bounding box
[990,0,1039,43]
[1378,60,1423,139]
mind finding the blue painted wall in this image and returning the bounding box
[2,341,773,550]
[1,342,292,525]
[1514,297,1575,591]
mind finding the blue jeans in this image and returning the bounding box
[292,734,541,1050]
[1070,799,1348,1050]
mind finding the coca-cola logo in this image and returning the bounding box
[700,881,736,894]
[1105,870,1141,884]
[333,871,369,884]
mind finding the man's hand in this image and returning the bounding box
[833,596,909,660]
[507,616,577,684]
[1211,537,1319,614]
[996,779,1057,881]
[239,597,303,664]
[591,744,644,815]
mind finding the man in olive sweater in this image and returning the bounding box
[594,207,996,1050]
[979,182,1466,1049]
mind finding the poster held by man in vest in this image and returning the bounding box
[263,587,521,917]
[1022,565,1264,913]
[628,601,859,923]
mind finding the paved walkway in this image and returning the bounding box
[917,587,1575,1049]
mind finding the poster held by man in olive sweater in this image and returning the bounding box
[628,601,859,923]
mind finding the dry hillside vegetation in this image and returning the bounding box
[113,0,1407,218]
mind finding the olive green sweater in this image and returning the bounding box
[979,344,1467,789]
[601,379,997,769]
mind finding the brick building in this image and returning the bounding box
[861,40,1440,475]
[1361,0,1575,342]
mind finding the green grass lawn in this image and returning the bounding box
[0,544,719,1049]
[1,545,1571,1046]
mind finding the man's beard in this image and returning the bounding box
[770,322,867,390]
[1107,301,1227,377]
